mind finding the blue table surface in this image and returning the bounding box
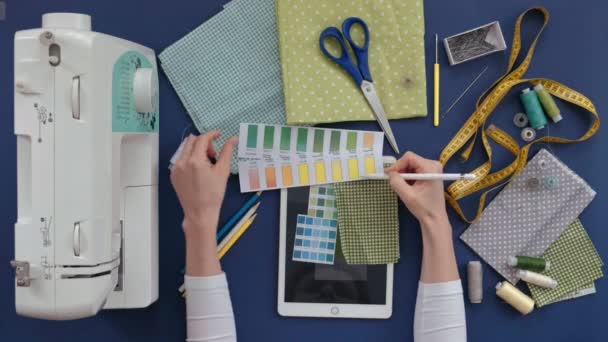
[1,0,606,341]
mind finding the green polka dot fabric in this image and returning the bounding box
[159,0,286,173]
[334,180,399,264]
[527,219,604,307]
[277,0,427,124]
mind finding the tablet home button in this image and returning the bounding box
[330,306,339,315]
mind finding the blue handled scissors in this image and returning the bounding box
[319,17,399,153]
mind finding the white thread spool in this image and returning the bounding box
[517,270,558,289]
[495,281,535,315]
[467,261,483,303]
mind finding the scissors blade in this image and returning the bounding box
[360,81,400,154]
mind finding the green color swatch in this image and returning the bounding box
[313,130,324,153]
[247,125,258,148]
[297,127,308,152]
[280,127,291,150]
[346,132,357,151]
[330,131,340,153]
[263,126,275,149]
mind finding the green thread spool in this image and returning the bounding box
[520,88,548,130]
[534,84,562,123]
[508,256,550,272]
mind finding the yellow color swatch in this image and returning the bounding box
[347,159,359,179]
[331,160,343,181]
[314,161,326,183]
[364,157,375,174]
[298,163,309,185]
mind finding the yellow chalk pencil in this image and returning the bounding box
[218,214,257,259]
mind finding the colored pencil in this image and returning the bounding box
[179,207,259,294]
[363,173,476,181]
[218,202,259,251]
[218,214,257,259]
[216,191,262,241]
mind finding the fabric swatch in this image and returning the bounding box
[292,214,338,264]
[308,185,338,220]
[160,0,286,173]
[277,0,427,124]
[461,149,596,283]
[334,179,399,264]
[527,219,604,307]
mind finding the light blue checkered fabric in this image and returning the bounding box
[159,0,286,173]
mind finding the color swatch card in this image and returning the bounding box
[239,123,383,160]
[308,185,338,220]
[292,214,338,265]
[238,124,384,192]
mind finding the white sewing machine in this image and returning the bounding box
[12,13,159,320]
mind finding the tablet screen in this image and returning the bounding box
[284,186,387,305]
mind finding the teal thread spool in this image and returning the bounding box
[520,88,548,130]
[508,256,550,272]
[534,84,562,123]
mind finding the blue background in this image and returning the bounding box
[1,0,606,341]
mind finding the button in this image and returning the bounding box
[402,76,415,88]
[543,176,559,189]
[526,177,540,190]
[521,127,535,142]
[513,112,529,128]
[330,306,339,315]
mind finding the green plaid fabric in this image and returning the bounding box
[334,180,399,264]
[528,219,604,307]
[159,0,285,174]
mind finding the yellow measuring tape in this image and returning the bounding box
[439,7,600,223]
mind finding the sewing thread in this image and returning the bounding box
[495,281,535,315]
[508,256,550,272]
[520,88,547,130]
[517,270,558,289]
[534,84,562,123]
[467,261,483,303]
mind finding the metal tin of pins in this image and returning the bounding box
[467,261,483,303]
[521,127,536,142]
[534,84,562,123]
[520,88,548,130]
[543,176,559,189]
[513,112,529,128]
[495,281,535,315]
[517,270,558,289]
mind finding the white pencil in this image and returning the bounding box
[363,173,476,181]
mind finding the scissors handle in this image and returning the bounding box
[342,17,372,82]
[319,27,364,86]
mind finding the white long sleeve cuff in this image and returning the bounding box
[414,280,467,342]
[185,273,237,342]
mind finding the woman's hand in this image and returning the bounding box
[170,131,237,276]
[385,151,448,225]
[386,152,458,283]
[171,131,238,237]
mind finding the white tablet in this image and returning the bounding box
[277,187,393,319]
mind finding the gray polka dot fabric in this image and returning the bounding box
[460,149,596,284]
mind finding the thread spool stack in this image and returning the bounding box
[508,256,550,272]
[517,270,558,289]
[534,84,562,123]
[467,261,483,303]
[495,281,535,315]
[520,88,548,130]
